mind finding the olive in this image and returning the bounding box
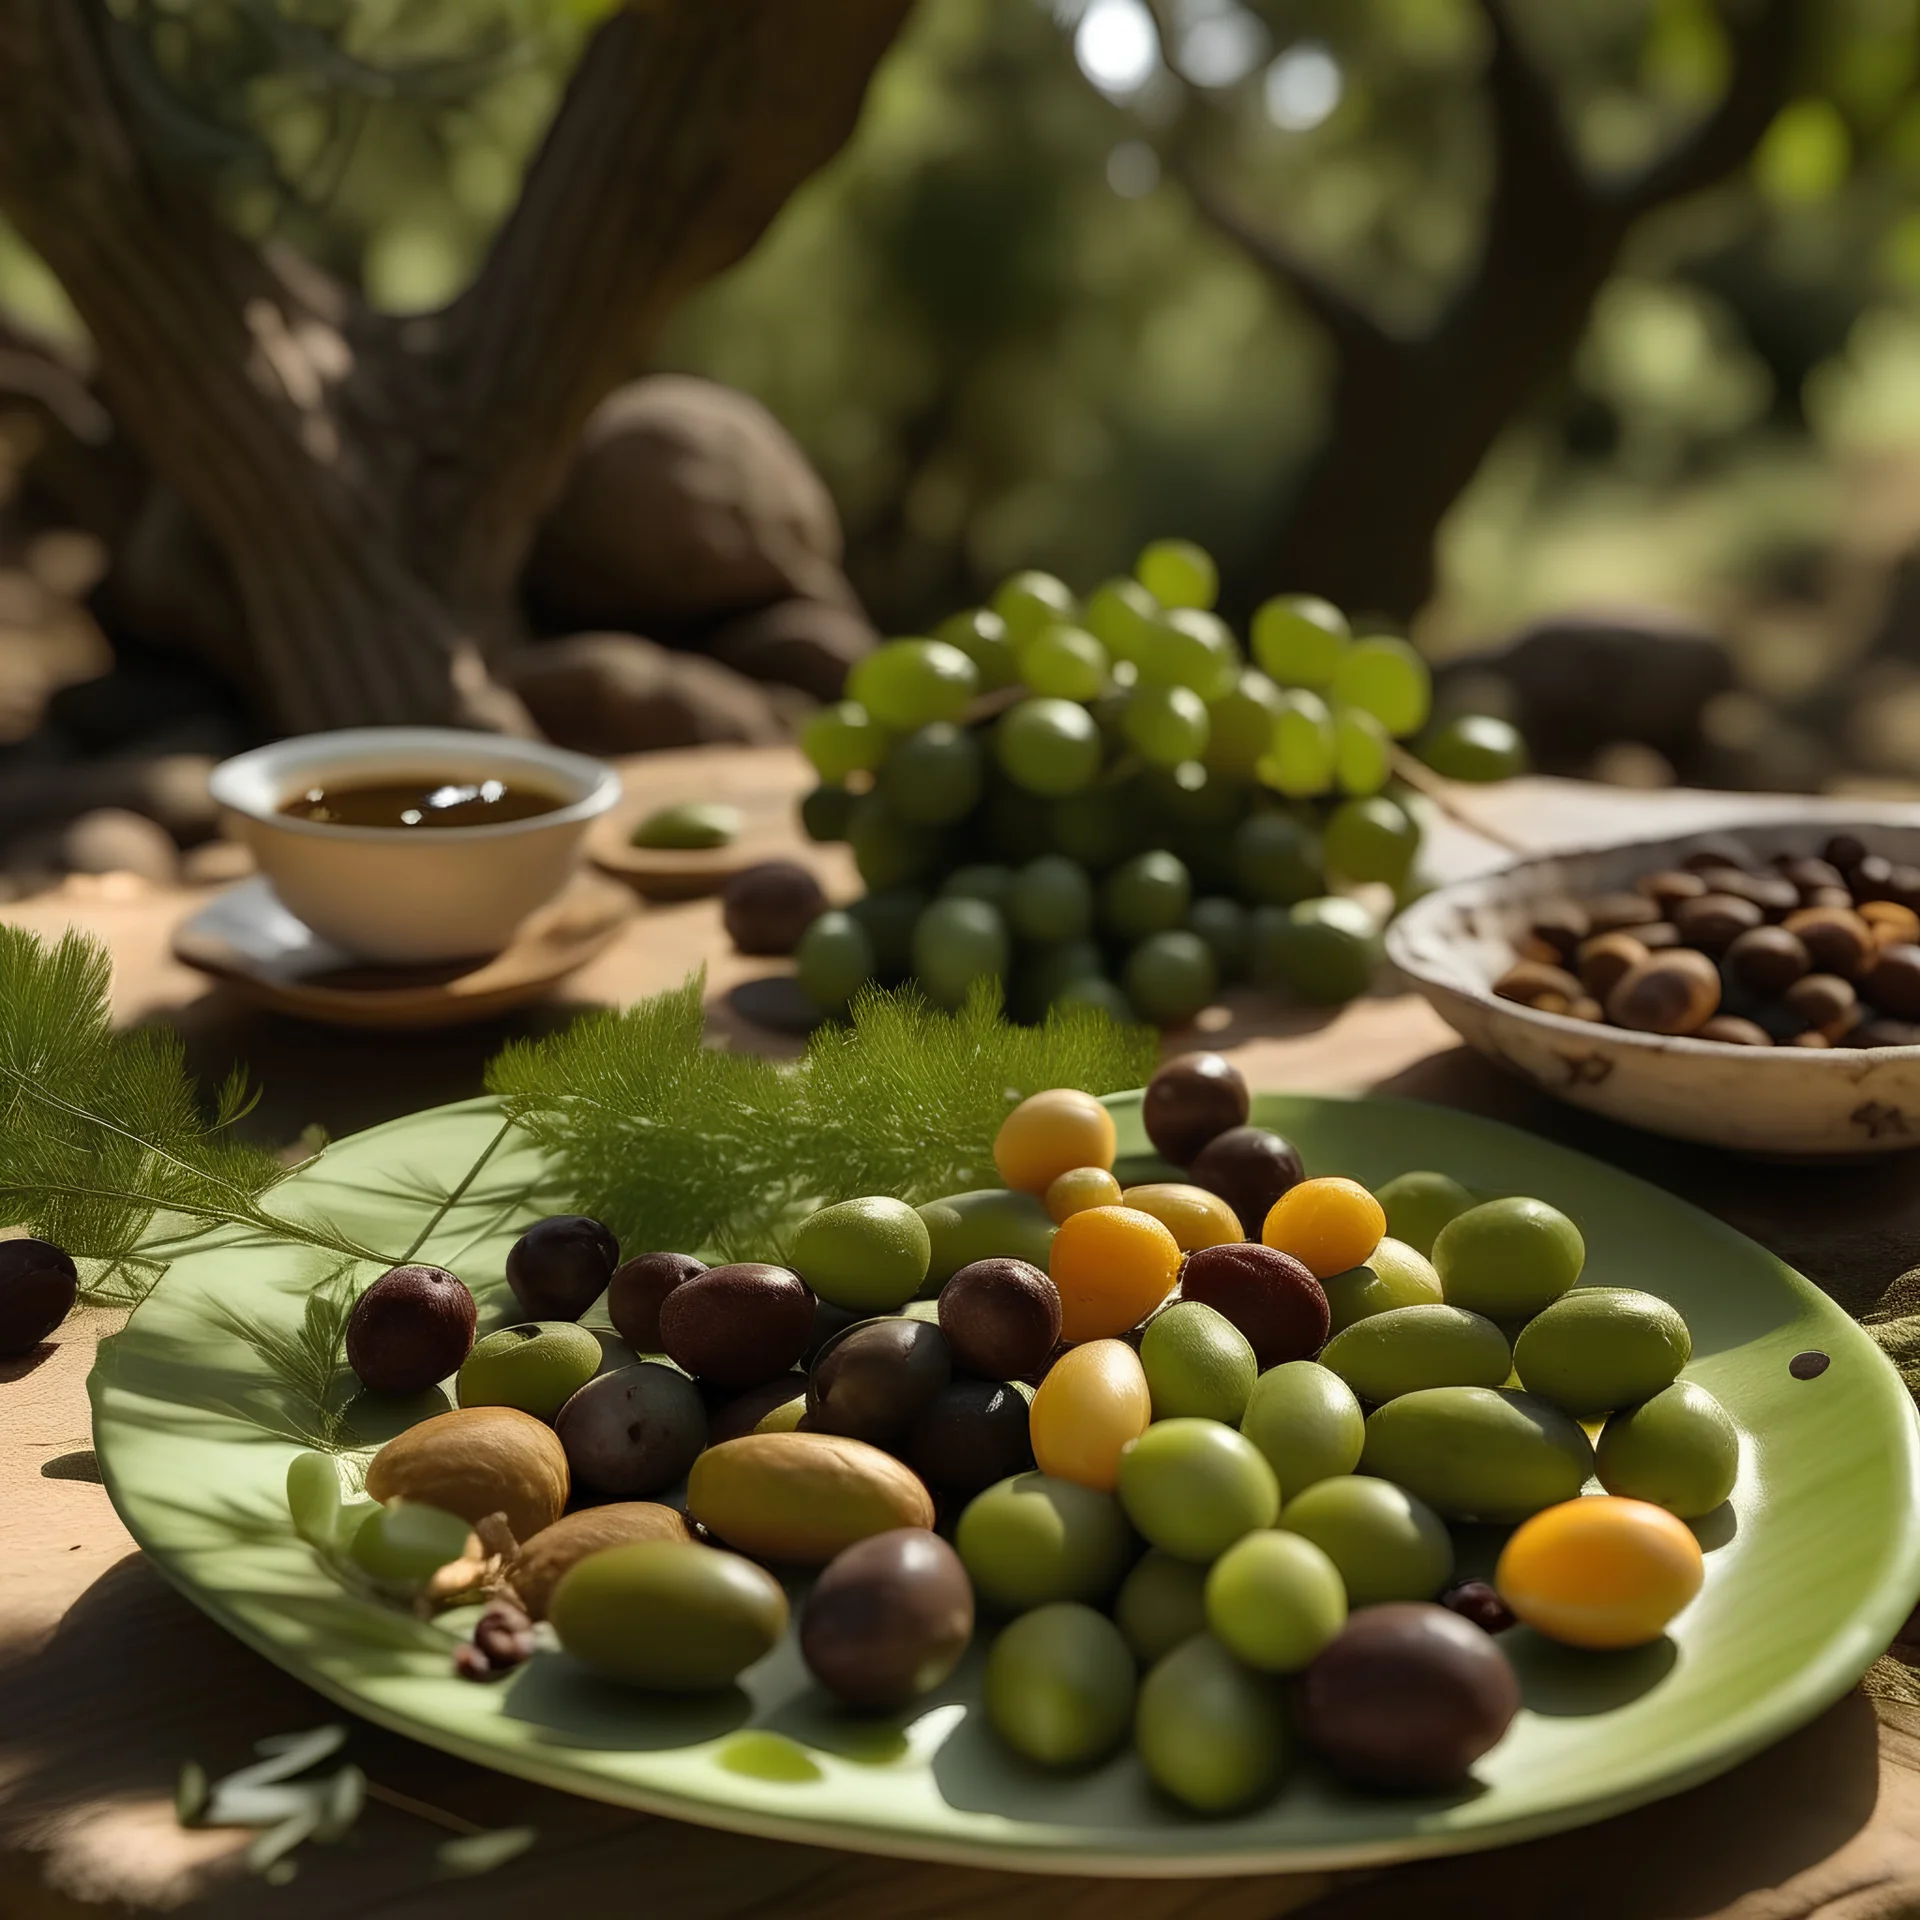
[1432,1196,1584,1319]
[722,860,828,956]
[807,1315,952,1447]
[550,1540,788,1690]
[1372,1171,1475,1259]
[955,1471,1133,1612]
[1637,869,1705,912]
[1511,1287,1691,1417]
[1321,1237,1444,1333]
[800,1528,974,1710]
[1695,1014,1772,1045]
[1179,1241,1329,1370]
[1240,1360,1365,1494]
[1116,1418,1279,1562]
[1187,1127,1306,1236]
[1582,891,1661,934]
[1574,932,1650,1001]
[1525,901,1590,957]
[1492,961,1582,1013]
[1783,907,1874,978]
[1723,925,1809,998]
[984,1602,1135,1768]
[1320,1304,1512,1404]
[1595,1380,1740,1517]
[1361,1386,1595,1524]
[707,1372,809,1444]
[1670,893,1761,954]
[804,1297,862,1365]
[1136,1633,1290,1814]
[658,1262,815,1390]
[457,1321,602,1422]
[1299,1603,1520,1790]
[0,1237,78,1360]
[1279,1475,1453,1605]
[506,1215,620,1321]
[1440,1580,1516,1634]
[1784,972,1859,1040]
[906,1378,1034,1493]
[1115,1550,1210,1663]
[1142,1051,1251,1165]
[346,1264,477,1395]
[917,1188,1057,1289]
[555,1362,708,1498]
[1606,949,1720,1034]
[938,1258,1061,1380]
[509,1503,693,1620]
[1140,1300,1258,1422]
[1205,1529,1347,1673]
[607,1251,704,1352]
[1865,945,1920,1018]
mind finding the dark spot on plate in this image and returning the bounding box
[1789,1349,1830,1380]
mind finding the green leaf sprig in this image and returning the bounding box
[486,969,1156,1262]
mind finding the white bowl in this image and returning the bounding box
[209,729,621,965]
[1387,811,1920,1157]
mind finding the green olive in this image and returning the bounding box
[1512,1288,1691,1417]
[1319,1304,1512,1404]
[1373,1171,1476,1258]
[1595,1381,1740,1517]
[1432,1197,1585,1319]
[1239,1361,1365,1495]
[1205,1529,1347,1673]
[1114,1550,1210,1665]
[1139,1300,1258,1424]
[1320,1237,1443,1333]
[347,1501,473,1591]
[1135,1634,1290,1814]
[456,1320,602,1423]
[984,1602,1136,1768]
[1360,1386,1595,1524]
[1115,1419,1279,1563]
[789,1197,932,1312]
[955,1472,1133,1613]
[1278,1474,1453,1605]
[916,1189,1057,1291]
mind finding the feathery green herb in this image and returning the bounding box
[486,969,1155,1261]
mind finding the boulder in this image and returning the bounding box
[527,377,855,634]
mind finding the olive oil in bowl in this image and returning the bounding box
[280,777,568,830]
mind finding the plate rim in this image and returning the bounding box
[89,1089,1920,1877]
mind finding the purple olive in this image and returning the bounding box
[800,1528,974,1709]
[0,1238,78,1359]
[506,1215,620,1320]
[345,1264,477,1395]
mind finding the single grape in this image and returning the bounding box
[1189,895,1250,981]
[1136,538,1218,611]
[1273,897,1384,1003]
[1125,931,1218,1026]
[996,698,1103,796]
[936,607,1020,692]
[1049,782,1144,869]
[943,863,1015,911]
[1324,795,1420,887]
[847,887,927,980]
[1251,595,1348,689]
[849,638,980,731]
[912,898,1011,1009]
[847,794,941,891]
[1205,669,1286,782]
[1332,635,1431,739]
[1333,706,1390,797]
[800,784,857,843]
[1007,854,1095,943]
[1102,850,1192,941]
[1123,683,1211,769]
[801,701,886,784]
[1015,937,1106,1019]
[1258,690,1336,798]
[1082,576,1163,665]
[1420,714,1527,782]
[1235,810,1323,904]
[1141,609,1240,701]
[796,910,875,1014]
[983,771,1059,864]
[992,569,1078,645]
[1022,624,1109,701]
[879,722,984,826]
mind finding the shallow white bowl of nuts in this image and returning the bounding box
[1386,815,1920,1157]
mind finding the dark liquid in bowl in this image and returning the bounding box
[280,776,570,829]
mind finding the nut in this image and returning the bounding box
[1581,891,1661,935]
[1723,925,1809,998]
[1823,832,1868,872]
[1606,949,1721,1035]
[1526,902,1590,958]
[1694,1015,1772,1046]
[1637,921,1683,950]
[1670,893,1763,954]
[1777,855,1846,897]
[1698,868,1797,916]
[1575,931,1650,1001]
[1567,996,1605,1022]
[1784,972,1859,1040]
[1637,870,1706,912]
[1493,961,1583,1010]
[1782,907,1874,979]
[1866,945,1920,1018]
[1861,901,1920,949]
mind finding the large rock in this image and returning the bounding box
[1441,609,1734,779]
[507,632,790,756]
[527,377,856,634]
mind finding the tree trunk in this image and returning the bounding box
[0,0,913,735]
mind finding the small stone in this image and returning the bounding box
[59,808,179,884]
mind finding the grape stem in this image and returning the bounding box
[1388,746,1534,856]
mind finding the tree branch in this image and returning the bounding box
[425,0,914,610]
[1621,0,1800,211]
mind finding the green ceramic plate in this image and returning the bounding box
[90,1091,1920,1877]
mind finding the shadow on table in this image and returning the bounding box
[1373,1045,1920,1320]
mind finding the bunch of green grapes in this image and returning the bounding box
[793,540,1525,1028]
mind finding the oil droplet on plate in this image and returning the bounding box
[716,1732,824,1784]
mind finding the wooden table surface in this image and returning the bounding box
[9,753,1920,1918]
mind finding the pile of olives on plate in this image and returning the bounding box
[300,1048,1737,1817]
[1496,832,1920,1047]
[787,541,1524,1028]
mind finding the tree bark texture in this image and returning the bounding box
[0,0,912,734]
[1170,0,1803,623]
